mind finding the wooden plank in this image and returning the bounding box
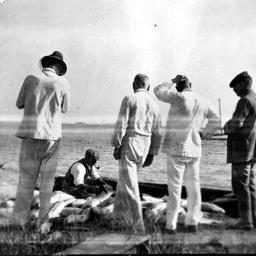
[59,232,150,255]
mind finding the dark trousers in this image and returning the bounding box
[232,161,256,226]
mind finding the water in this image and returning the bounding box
[0,122,232,191]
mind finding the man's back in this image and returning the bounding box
[111,88,161,150]
[154,84,220,157]
[16,69,70,140]
[126,89,160,136]
[233,90,256,137]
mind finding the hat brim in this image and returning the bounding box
[41,56,67,76]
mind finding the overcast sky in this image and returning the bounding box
[0,0,256,125]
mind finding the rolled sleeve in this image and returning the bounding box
[153,82,174,103]
[71,163,86,186]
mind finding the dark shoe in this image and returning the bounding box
[186,225,198,233]
[165,228,177,235]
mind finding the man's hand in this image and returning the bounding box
[113,146,122,160]
[142,154,154,168]
[172,75,183,84]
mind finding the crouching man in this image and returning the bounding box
[62,149,113,198]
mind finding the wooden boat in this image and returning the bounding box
[53,176,238,218]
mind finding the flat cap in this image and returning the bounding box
[230,71,250,88]
[85,149,100,159]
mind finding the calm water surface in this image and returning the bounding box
[0,122,232,190]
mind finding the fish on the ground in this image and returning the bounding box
[91,203,114,219]
[71,198,90,208]
[180,198,225,214]
[50,191,75,205]
[60,207,83,217]
[96,196,114,208]
[64,208,91,224]
[144,200,185,226]
[40,231,63,244]
[201,202,225,214]
[48,197,76,219]
[141,193,165,205]
[199,211,224,225]
[144,201,167,225]
[81,191,114,209]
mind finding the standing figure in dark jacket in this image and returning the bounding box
[62,149,113,198]
[224,71,256,230]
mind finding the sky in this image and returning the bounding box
[0,0,256,125]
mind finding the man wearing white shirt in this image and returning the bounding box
[62,149,113,198]
[111,74,162,234]
[11,51,70,234]
[154,75,221,234]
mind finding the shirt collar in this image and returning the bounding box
[135,88,149,94]
[42,67,57,75]
[183,88,193,92]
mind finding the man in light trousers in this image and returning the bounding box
[154,75,221,234]
[11,51,70,234]
[111,73,162,233]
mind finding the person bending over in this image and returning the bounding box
[62,149,113,198]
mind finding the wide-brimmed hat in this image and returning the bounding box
[85,149,100,160]
[230,71,250,88]
[40,51,67,76]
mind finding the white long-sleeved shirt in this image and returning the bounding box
[16,68,70,140]
[154,82,221,157]
[71,162,100,186]
[111,89,162,155]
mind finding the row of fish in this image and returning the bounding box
[0,188,226,230]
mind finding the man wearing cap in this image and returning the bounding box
[10,51,70,234]
[154,75,221,234]
[224,71,256,231]
[111,73,162,234]
[62,149,113,198]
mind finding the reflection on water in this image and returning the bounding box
[0,123,231,190]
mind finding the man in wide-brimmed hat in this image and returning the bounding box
[224,71,256,231]
[9,51,70,234]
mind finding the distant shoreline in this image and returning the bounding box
[0,121,225,135]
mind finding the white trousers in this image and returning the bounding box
[166,154,201,230]
[113,134,150,233]
[13,138,60,227]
